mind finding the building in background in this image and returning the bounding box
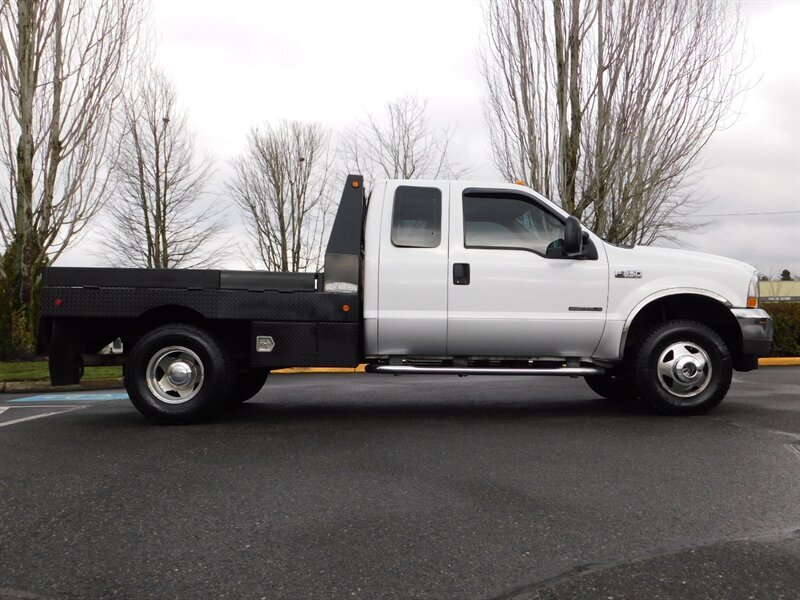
[759,281,800,302]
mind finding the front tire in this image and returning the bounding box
[633,320,732,415]
[126,324,233,424]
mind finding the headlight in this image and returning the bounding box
[747,272,759,308]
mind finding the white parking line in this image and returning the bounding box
[0,406,85,428]
[0,407,8,415]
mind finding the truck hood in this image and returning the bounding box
[602,242,757,308]
[620,245,756,276]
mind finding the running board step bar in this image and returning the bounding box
[365,365,604,376]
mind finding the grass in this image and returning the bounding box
[0,361,122,383]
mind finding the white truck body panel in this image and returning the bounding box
[362,181,384,356]
[446,182,609,357]
[363,178,759,361]
[369,180,451,355]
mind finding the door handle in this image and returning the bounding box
[453,263,470,285]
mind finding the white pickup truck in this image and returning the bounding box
[39,175,773,423]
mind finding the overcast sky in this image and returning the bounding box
[62,0,800,276]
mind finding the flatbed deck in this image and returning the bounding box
[43,267,319,292]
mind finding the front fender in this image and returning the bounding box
[618,288,733,357]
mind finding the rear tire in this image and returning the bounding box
[632,320,731,415]
[228,369,269,406]
[584,372,637,402]
[126,324,233,424]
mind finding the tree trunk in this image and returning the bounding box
[11,0,38,354]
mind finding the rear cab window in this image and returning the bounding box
[391,186,442,248]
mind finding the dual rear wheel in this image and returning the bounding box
[125,324,268,424]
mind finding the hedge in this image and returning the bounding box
[762,302,800,357]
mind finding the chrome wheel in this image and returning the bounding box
[146,346,205,404]
[656,341,712,399]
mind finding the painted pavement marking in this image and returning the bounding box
[1,391,126,428]
[9,392,129,403]
[0,406,86,428]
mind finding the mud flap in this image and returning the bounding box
[48,320,83,385]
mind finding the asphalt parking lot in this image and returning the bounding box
[1,368,799,600]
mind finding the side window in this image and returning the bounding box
[391,186,442,248]
[463,193,565,256]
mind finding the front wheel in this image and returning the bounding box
[633,320,732,415]
[126,324,233,424]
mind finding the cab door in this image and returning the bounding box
[376,181,450,355]
[446,185,608,358]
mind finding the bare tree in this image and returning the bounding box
[481,0,746,246]
[103,69,222,269]
[228,121,333,272]
[342,96,467,186]
[0,0,142,355]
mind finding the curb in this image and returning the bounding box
[272,365,367,374]
[0,378,124,394]
[758,357,800,366]
[1,360,795,393]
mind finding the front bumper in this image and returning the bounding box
[731,308,773,356]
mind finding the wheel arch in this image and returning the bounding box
[137,305,205,327]
[621,292,745,369]
[131,307,249,369]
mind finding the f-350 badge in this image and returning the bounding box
[615,269,642,279]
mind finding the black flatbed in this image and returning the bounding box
[39,175,368,386]
[44,267,318,292]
